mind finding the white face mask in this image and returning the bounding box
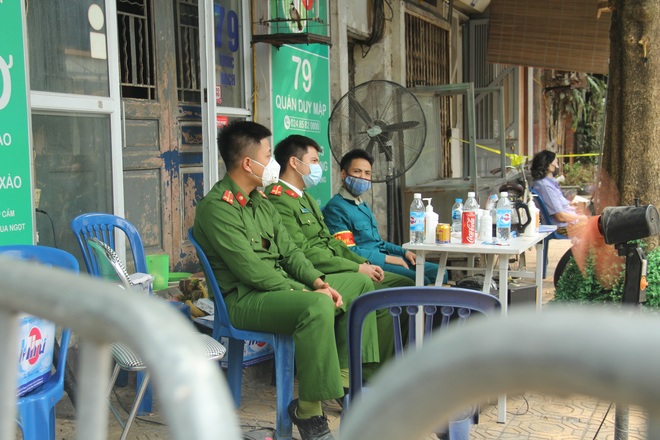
[250,157,281,187]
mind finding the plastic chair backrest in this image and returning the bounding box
[341,308,660,440]
[530,188,554,226]
[530,188,568,237]
[347,286,501,403]
[71,213,148,276]
[86,237,132,286]
[187,227,234,340]
[0,245,78,440]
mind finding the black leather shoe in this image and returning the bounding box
[287,400,335,440]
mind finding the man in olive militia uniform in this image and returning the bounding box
[194,122,379,440]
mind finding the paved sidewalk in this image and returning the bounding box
[50,239,649,439]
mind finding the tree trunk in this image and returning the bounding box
[602,0,660,247]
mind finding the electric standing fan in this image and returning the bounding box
[327,80,427,242]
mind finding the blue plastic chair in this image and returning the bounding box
[188,227,295,440]
[70,213,153,414]
[346,286,501,427]
[530,188,570,278]
[0,245,78,440]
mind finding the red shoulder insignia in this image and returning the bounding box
[235,192,248,207]
[257,190,268,199]
[284,189,299,199]
[270,185,283,196]
[221,190,234,205]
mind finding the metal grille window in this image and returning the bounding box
[405,12,449,88]
[174,0,201,103]
[117,0,155,99]
[405,12,451,181]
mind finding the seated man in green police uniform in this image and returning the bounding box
[266,135,414,363]
[267,134,415,292]
[194,121,380,440]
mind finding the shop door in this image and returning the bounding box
[118,0,180,263]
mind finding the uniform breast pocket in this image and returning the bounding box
[354,221,371,232]
[252,230,275,251]
[299,212,319,229]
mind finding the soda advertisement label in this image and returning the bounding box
[17,315,55,396]
[271,43,331,205]
[0,1,34,245]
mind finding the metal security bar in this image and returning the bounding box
[0,257,239,440]
[174,0,201,103]
[117,0,156,99]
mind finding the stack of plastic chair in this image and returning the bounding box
[71,213,155,414]
[530,188,570,278]
[0,245,78,440]
[345,286,501,438]
[0,250,241,440]
[188,227,295,440]
[80,224,226,440]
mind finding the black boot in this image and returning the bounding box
[287,400,335,440]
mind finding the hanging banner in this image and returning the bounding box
[271,43,331,206]
[0,0,34,245]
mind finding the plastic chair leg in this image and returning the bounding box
[17,402,56,440]
[274,334,295,440]
[227,338,246,407]
[135,370,152,415]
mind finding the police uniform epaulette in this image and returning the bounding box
[270,185,283,196]
[284,189,299,198]
[221,190,234,205]
[257,190,268,199]
[235,192,248,207]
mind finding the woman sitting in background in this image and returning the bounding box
[531,150,587,235]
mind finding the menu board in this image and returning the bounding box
[0,0,34,245]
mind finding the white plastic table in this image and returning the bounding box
[403,231,551,422]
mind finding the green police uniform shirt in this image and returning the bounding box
[265,181,368,275]
[193,175,324,300]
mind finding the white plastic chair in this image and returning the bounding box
[0,255,241,440]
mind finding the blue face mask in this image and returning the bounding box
[344,175,371,197]
[296,158,323,188]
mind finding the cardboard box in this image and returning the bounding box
[17,315,56,396]
[219,337,274,368]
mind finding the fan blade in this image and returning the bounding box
[365,138,376,156]
[348,94,374,126]
[377,139,394,162]
[381,121,420,132]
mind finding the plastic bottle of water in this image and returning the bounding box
[485,193,499,216]
[410,193,425,244]
[496,191,512,243]
[461,192,479,244]
[451,198,463,237]
[485,193,499,237]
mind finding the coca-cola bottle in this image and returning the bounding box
[461,191,479,244]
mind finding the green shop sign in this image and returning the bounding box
[271,43,331,205]
[0,0,34,245]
